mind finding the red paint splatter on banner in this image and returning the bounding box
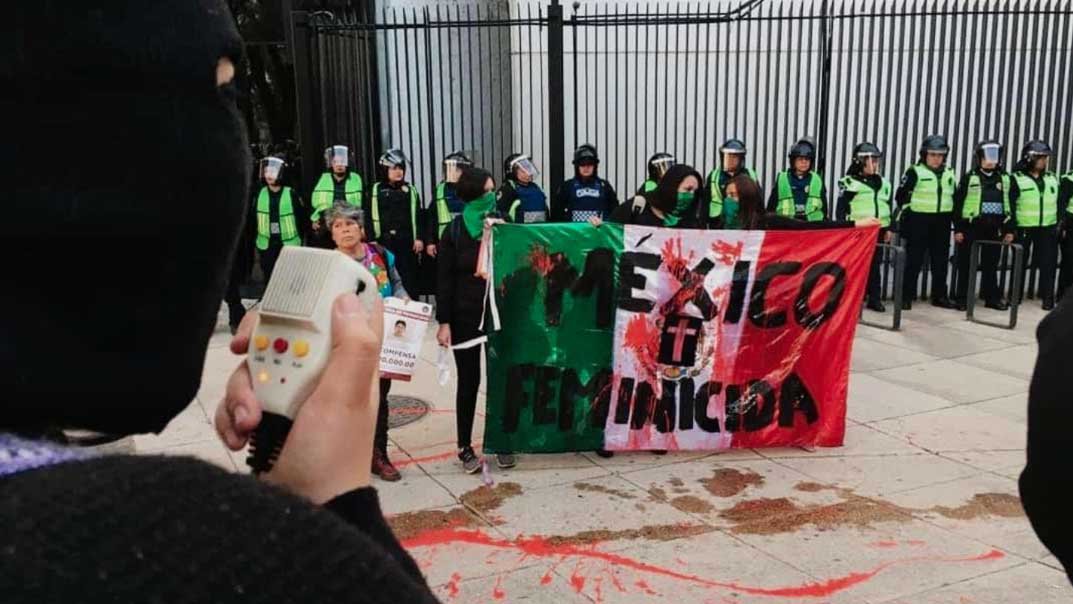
[403,528,1005,599]
[445,572,462,599]
[527,244,554,277]
[661,237,695,278]
[623,314,660,379]
[712,240,744,266]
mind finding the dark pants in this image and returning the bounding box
[865,229,887,304]
[1060,229,1073,301]
[380,234,419,296]
[1019,226,1059,303]
[453,344,482,450]
[902,212,952,301]
[375,378,391,454]
[954,219,1005,304]
[258,244,283,286]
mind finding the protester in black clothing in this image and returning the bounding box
[8,3,437,602]
[436,166,516,473]
[610,164,706,228]
[837,143,895,312]
[552,144,619,223]
[1059,172,1073,301]
[1020,296,1073,584]
[951,141,1015,311]
[1009,141,1062,311]
[365,148,424,297]
[894,135,959,310]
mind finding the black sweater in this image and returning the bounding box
[2,455,439,603]
[436,217,488,343]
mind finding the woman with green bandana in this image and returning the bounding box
[435,166,517,474]
[609,164,707,228]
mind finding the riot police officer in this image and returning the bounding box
[552,144,619,223]
[1059,170,1073,301]
[951,141,1014,311]
[1011,141,1061,310]
[497,153,548,223]
[895,135,958,310]
[253,156,305,283]
[636,152,676,195]
[708,138,761,228]
[366,148,424,296]
[426,151,472,258]
[768,138,827,221]
[309,145,364,236]
[837,143,893,312]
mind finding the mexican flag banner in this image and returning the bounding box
[483,223,876,453]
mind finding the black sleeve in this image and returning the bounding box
[1060,178,1073,228]
[1009,177,1021,228]
[952,173,970,232]
[425,193,439,245]
[763,214,856,230]
[324,487,425,583]
[836,185,853,221]
[1020,298,1073,584]
[362,188,377,242]
[496,184,517,223]
[551,181,568,223]
[412,190,424,242]
[820,179,830,219]
[604,180,619,218]
[436,221,456,324]
[894,168,918,213]
[766,185,779,213]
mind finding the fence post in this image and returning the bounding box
[816,0,833,176]
[290,10,320,196]
[547,0,566,194]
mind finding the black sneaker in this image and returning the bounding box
[495,453,517,469]
[984,299,1009,311]
[458,447,480,474]
[1042,298,1056,311]
[595,448,615,458]
[931,297,958,310]
[865,299,886,312]
[901,299,912,311]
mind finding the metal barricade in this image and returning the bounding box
[965,241,1024,330]
[860,243,906,331]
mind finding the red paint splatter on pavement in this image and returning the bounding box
[445,572,462,600]
[907,540,927,547]
[712,240,744,266]
[870,540,899,548]
[403,528,1005,599]
[491,574,507,600]
[636,578,659,595]
[569,560,587,592]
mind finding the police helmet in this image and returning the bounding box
[325,145,350,169]
[1021,140,1052,161]
[852,142,883,162]
[444,151,473,166]
[973,140,1004,170]
[788,138,816,162]
[647,152,676,181]
[260,156,286,183]
[573,144,599,165]
[379,148,409,168]
[919,135,950,158]
[443,151,473,183]
[721,139,747,155]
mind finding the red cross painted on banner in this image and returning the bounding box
[666,318,698,364]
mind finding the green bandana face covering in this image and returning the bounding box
[723,196,741,228]
[664,191,695,227]
[462,191,497,238]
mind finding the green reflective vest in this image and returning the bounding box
[434,181,460,237]
[1013,171,1060,228]
[840,175,892,227]
[708,167,758,218]
[370,182,419,240]
[255,186,301,251]
[960,173,1011,221]
[311,172,363,222]
[641,179,657,193]
[775,171,824,221]
[908,164,956,213]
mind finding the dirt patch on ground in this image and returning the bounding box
[574,482,637,500]
[793,481,830,493]
[648,486,669,502]
[932,493,1024,520]
[634,503,647,512]
[668,477,685,487]
[546,523,715,547]
[460,482,523,514]
[719,497,800,524]
[721,494,912,535]
[702,468,765,497]
[389,508,478,542]
[670,495,715,514]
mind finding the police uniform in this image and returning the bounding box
[895,162,958,306]
[951,168,1013,308]
[553,176,618,223]
[497,180,548,224]
[310,171,363,228]
[365,180,423,296]
[1011,169,1062,307]
[837,173,892,306]
[254,184,304,281]
[766,170,827,221]
[427,181,466,243]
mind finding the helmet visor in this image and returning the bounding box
[444,160,465,183]
[261,157,284,182]
[979,144,1001,165]
[327,145,349,168]
[510,156,540,179]
[651,156,675,178]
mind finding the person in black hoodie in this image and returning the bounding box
[609,164,707,228]
[436,166,516,473]
[365,148,424,297]
[1020,296,1073,584]
[552,144,619,223]
[951,141,1015,311]
[7,4,438,603]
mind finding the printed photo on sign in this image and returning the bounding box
[380,298,432,382]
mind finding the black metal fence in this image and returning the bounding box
[291,0,1072,209]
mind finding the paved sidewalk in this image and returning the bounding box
[135,301,1072,604]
